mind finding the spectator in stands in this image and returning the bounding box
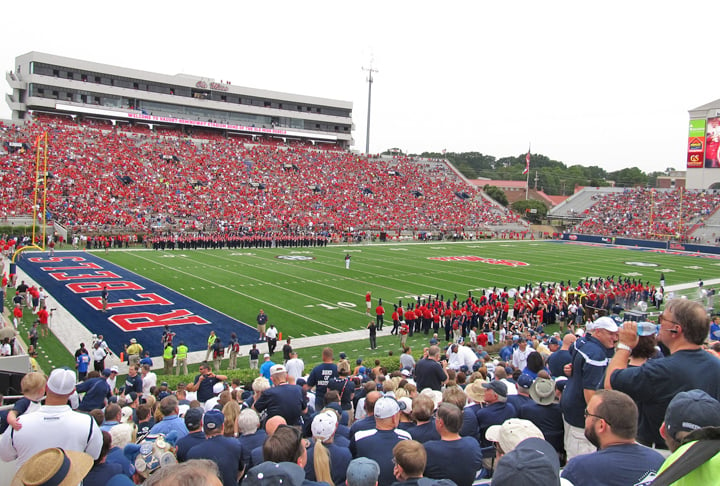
[475,381,517,448]
[605,299,720,449]
[491,437,561,486]
[654,390,720,484]
[175,407,206,462]
[560,390,664,486]
[561,316,618,460]
[149,395,189,439]
[144,459,222,486]
[186,409,243,486]
[0,368,103,468]
[346,457,380,486]
[351,396,412,486]
[423,402,483,485]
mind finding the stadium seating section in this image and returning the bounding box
[571,188,720,241]
[0,115,524,236]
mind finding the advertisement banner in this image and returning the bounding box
[687,119,705,168]
[705,117,720,168]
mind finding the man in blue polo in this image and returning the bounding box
[187,362,228,403]
[149,395,189,439]
[561,316,618,460]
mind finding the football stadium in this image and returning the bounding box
[2,50,720,484]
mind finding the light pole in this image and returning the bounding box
[362,65,378,155]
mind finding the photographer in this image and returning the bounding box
[186,361,227,404]
[413,345,448,392]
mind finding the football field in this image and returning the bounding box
[97,240,719,341]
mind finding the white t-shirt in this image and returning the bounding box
[266,327,278,340]
[286,358,305,379]
[142,372,157,396]
[0,405,103,469]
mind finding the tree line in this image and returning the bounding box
[417,151,667,196]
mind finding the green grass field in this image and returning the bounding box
[97,240,718,340]
[13,240,719,380]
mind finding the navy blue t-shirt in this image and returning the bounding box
[460,404,480,441]
[193,373,222,403]
[561,443,664,486]
[175,431,206,462]
[307,363,338,406]
[354,428,412,486]
[253,383,305,425]
[518,401,564,452]
[238,429,267,469]
[610,348,720,447]
[83,462,124,486]
[547,349,572,378]
[187,435,244,486]
[414,358,446,391]
[506,394,534,416]
[424,437,483,486]
[406,419,440,443]
[475,402,517,447]
[305,441,352,485]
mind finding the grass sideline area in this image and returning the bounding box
[8,239,719,378]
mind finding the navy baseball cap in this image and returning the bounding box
[482,380,508,397]
[184,407,204,430]
[664,390,720,440]
[517,374,534,390]
[203,409,224,433]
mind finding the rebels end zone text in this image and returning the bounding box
[28,256,210,331]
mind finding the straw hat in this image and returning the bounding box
[12,448,93,486]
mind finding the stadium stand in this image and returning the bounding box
[569,187,720,242]
[0,115,526,238]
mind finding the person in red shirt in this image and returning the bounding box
[404,308,416,337]
[37,305,49,337]
[12,303,23,329]
[365,291,372,316]
[391,308,400,335]
[375,300,385,330]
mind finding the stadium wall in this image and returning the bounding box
[561,233,720,255]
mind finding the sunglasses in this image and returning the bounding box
[277,425,311,449]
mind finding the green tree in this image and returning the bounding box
[483,185,509,206]
[511,199,548,224]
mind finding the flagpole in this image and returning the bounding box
[525,143,531,200]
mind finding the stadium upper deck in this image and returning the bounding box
[6,52,353,148]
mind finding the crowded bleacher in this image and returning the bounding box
[572,187,720,241]
[0,114,525,239]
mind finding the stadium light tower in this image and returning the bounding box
[362,65,378,155]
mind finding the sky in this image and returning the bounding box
[2,1,720,174]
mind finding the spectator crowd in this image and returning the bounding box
[2,295,720,485]
[0,115,524,239]
[574,188,720,242]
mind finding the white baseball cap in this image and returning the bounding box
[486,419,544,453]
[47,368,76,395]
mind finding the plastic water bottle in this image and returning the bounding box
[636,322,659,336]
